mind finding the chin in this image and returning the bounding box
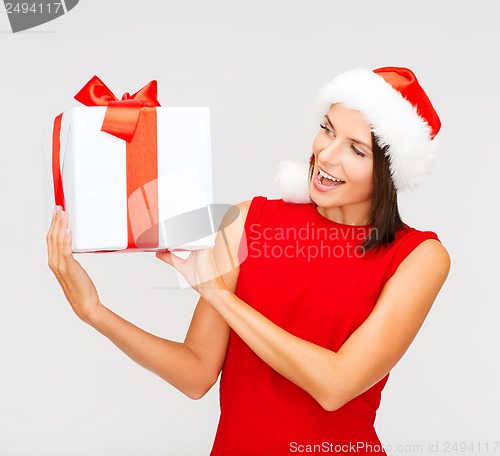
[312,187,372,208]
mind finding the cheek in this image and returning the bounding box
[349,160,373,188]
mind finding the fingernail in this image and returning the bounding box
[60,210,65,220]
[52,207,57,218]
[65,229,71,237]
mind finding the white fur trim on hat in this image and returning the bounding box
[315,68,438,192]
[274,160,312,204]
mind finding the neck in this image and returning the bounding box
[314,201,371,226]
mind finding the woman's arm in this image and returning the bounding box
[47,202,250,399]
[202,238,451,411]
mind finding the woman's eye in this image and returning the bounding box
[319,123,334,137]
[351,145,366,157]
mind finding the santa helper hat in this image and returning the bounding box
[274,66,441,203]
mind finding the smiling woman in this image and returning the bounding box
[47,66,450,456]
[309,106,407,252]
[311,104,375,227]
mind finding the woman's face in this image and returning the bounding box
[310,103,374,219]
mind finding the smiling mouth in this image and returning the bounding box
[316,168,346,187]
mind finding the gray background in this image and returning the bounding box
[1,1,499,455]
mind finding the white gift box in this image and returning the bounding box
[49,106,215,253]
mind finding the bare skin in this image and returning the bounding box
[47,201,250,399]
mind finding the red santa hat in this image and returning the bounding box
[274,66,441,203]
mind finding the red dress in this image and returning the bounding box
[210,197,440,456]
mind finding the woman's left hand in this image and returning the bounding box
[156,247,228,297]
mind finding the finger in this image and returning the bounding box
[156,250,187,270]
[47,206,57,265]
[48,206,62,268]
[155,250,174,266]
[47,207,76,301]
[57,208,68,243]
[54,210,75,294]
[52,206,64,265]
[47,214,70,295]
[56,208,70,267]
[61,226,73,261]
[58,228,79,294]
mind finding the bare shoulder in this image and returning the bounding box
[387,238,451,295]
[408,238,451,276]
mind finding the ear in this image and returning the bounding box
[273,160,312,204]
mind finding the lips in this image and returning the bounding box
[314,169,346,192]
[317,167,346,185]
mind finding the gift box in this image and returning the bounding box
[49,76,216,253]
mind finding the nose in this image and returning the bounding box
[317,136,343,166]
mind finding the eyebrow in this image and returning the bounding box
[324,115,372,151]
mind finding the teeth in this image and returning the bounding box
[318,168,344,182]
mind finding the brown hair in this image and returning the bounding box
[308,132,407,253]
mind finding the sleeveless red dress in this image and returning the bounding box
[210,197,440,456]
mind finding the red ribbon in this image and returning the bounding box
[74,75,161,142]
[52,113,65,210]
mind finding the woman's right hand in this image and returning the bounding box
[47,206,101,324]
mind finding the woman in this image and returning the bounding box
[47,66,450,455]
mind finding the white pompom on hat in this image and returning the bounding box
[276,66,441,203]
[274,160,312,204]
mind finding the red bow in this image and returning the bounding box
[74,75,161,142]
